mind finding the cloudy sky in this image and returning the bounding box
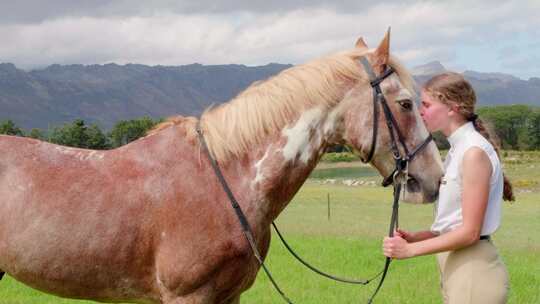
[1,0,539,79]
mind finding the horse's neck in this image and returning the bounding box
[231,106,338,225]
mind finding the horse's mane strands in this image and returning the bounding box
[200,50,368,162]
[148,49,415,163]
[147,116,189,136]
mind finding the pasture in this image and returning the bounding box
[2,151,539,304]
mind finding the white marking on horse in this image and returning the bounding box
[322,108,338,137]
[322,103,346,144]
[55,146,76,155]
[54,146,105,161]
[281,107,324,164]
[393,83,440,168]
[252,148,271,188]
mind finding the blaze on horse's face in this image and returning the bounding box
[340,36,443,204]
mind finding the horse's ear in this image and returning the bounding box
[355,37,368,50]
[373,28,391,73]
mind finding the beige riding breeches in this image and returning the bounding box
[436,239,509,304]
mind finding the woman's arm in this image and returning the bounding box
[383,147,492,259]
[396,229,438,243]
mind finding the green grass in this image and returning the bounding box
[242,185,540,304]
[2,152,540,303]
[308,166,378,180]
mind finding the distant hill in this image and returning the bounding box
[0,61,538,130]
[0,62,291,130]
[412,61,540,106]
[412,61,447,76]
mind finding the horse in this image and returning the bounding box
[0,31,443,304]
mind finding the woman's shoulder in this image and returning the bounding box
[462,131,501,171]
[462,131,495,153]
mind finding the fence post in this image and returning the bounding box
[327,193,330,221]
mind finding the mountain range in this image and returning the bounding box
[0,60,538,130]
[413,61,540,105]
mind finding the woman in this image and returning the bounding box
[383,72,513,303]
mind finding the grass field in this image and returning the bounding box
[2,152,539,303]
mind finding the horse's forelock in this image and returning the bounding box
[387,55,417,99]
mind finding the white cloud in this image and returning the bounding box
[0,0,538,78]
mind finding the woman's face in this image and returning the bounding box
[419,90,451,133]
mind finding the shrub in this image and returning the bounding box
[321,152,359,162]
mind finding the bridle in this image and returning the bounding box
[357,56,433,187]
[195,56,433,303]
[355,56,434,302]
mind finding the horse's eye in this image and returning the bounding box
[398,99,412,111]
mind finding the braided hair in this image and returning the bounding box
[424,72,514,201]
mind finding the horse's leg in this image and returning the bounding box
[0,271,4,280]
[224,295,240,304]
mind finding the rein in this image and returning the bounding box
[195,122,294,304]
[356,56,433,303]
[195,56,433,303]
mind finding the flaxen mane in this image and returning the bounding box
[150,49,414,162]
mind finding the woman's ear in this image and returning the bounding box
[447,102,461,117]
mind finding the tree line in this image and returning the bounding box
[432,104,539,150]
[0,117,161,149]
[0,105,539,150]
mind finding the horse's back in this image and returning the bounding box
[0,135,160,300]
[0,122,246,302]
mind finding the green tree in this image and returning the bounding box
[0,120,24,136]
[86,124,110,149]
[28,128,45,140]
[478,105,531,150]
[528,108,540,150]
[50,119,90,148]
[109,117,159,148]
[49,120,111,149]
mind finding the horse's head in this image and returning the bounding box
[335,31,443,203]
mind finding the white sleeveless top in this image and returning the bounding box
[431,122,504,236]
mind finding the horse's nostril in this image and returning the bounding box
[406,176,421,192]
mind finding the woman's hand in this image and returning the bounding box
[383,235,415,259]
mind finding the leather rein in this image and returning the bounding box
[195,56,433,303]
